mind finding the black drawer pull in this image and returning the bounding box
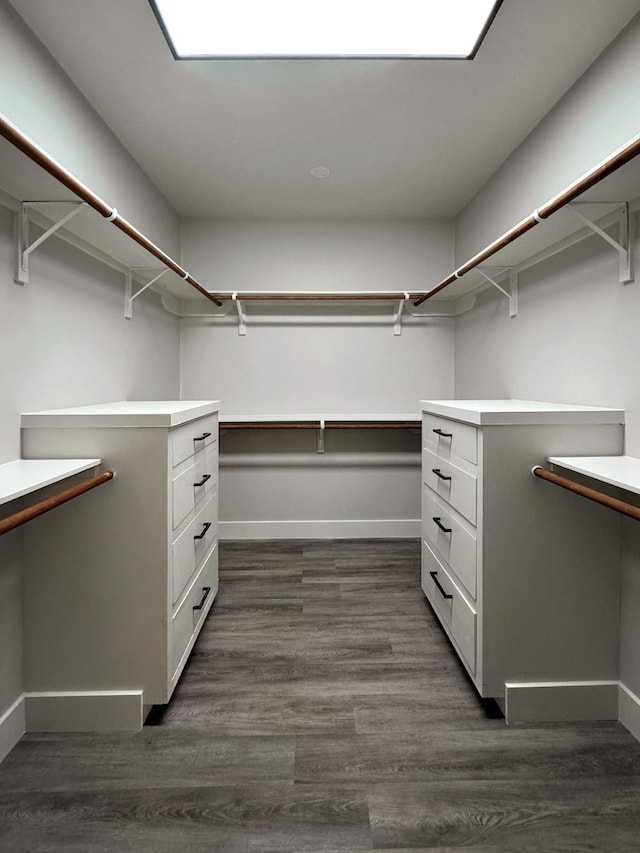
[432,516,452,534]
[430,571,453,600]
[432,468,452,481]
[194,474,211,487]
[193,586,212,611]
[433,428,453,438]
[193,522,212,540]
[194,432,212,442]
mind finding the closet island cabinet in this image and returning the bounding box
[421,399,624,723]
[20,401,219,731]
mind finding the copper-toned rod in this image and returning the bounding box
[0,470,114,538]
[0,115,222,307]
[212,293,424,302]
[414,133,640,308]
[532,465,640,523]
[223,421,420,430]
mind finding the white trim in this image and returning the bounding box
[219,518,420,540]
[24,691,144,732]
[0,695,25,763]
[505,680,619,723]
[619,682,640,742]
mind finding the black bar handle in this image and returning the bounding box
[432,516,452,534]
[193,522,212,540]
[433,428,453,438]
[193,586,212,611]
[429,571,453,600]
[194,474,211,487]
[194,432,212,442]
[432,468,452,481]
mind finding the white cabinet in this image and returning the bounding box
[421,399,625,722]
[20,400,220,729]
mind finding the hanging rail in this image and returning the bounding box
[414,132,640,306]
[531,465,640,523]
[0,114,222,307]
[211,291,424,302]
[0,470,114,537]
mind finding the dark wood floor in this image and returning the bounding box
[2,539,640,851]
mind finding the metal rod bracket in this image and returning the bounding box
[15,201,87,285]
[477,267,518,317]
[569,202,634,284]
[393,292,410,335]
[317,419,325,454]
[232,292,247,335]
[124,267,169,319]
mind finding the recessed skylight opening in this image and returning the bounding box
[149,0,503,60]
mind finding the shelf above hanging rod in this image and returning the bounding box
[211,291,426,302]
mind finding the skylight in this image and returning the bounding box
[149,0,503,59]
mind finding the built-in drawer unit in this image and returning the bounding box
[21,400,221,725]
[420,399,624,721]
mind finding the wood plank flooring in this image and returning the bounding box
[2,538,640,851]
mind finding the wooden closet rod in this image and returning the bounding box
[414,133,640,306]
[0,470,114,538]
[0,115,222,307]
[224,420,420,429]
[211,292,424,302]
[532,465,640,522]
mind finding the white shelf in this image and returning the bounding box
[0,458,101,506]
[220,413,419,423]
[21,400,220,429]
[548,455,640,497]
[420,399,625,426]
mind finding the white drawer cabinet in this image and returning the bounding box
[421,400,625,722]
[20,400,220,728]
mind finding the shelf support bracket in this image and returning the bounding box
[125,268,168,319]
[477,267,518,317]
[393,292,410,336]
[15,201,87,285]
[568,202,634,284]
[317,419,325,454]
[232,292,247,335]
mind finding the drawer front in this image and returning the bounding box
[171,543,218,679]
[172,447,218,530]
[170,414,218,468]
[172,494,218,606]
[422,541,477,677]
[423,486,477,599]
[423,447,477,525]
[423,413,477,466]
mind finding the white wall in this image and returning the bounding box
[453,13,640,719]
[180,218,455,537]
[0,0,181,751]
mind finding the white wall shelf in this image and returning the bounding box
[548,455,640,497]
[0,458,101,506]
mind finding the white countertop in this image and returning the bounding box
[548,455,640,496]
[0,459,102,505]
[421,399,625,426]
[21,400,220,429]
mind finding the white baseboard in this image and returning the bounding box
[219,518,420,540]
[619,682,640,742]
[505,681,619,723]
[24,691,144,732]
[0,695,25,763]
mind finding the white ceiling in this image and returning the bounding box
[8,0,640,219]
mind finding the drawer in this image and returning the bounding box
[172,447,217,530]
[170,414,218,468]
[422,541,477,676]
[172,494,218,606]
[423,486,477,599]
[423,413,477,466]
[423,447,477,525]
[171,543,218,679]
